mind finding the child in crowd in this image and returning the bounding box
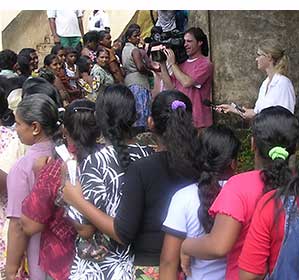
[44,54,70,105]
[6,94,60,280]
[63,90,203,280]
[181,106,299,280]
[64,47,79,89]
[160,125,240,280]
[77,55,100,102]
[90,47,114,87]
[81,31,99,64]
[20,99,99,280]
[64,85,153,279]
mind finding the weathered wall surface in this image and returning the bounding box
[189,10,299,109]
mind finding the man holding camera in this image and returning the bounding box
[160,27,213,129]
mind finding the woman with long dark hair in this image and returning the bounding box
[64,85,152,280]
[181,106,299,280]
[160,125,240,280]
[63,90,202,279]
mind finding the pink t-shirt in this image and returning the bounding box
[7,141,53,280]
[209,170,264,280]
[172,56,213,128]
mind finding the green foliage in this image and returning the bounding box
[235,128,254,172]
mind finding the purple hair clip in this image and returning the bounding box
[171,100,186,111]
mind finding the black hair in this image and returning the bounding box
[18,48,36,57]
[16,94,60,142]
[95,84,136,170]
[185,27,209,57]
[44,54,58,67]
[83,30,100,46]
[98,30,110,42]
[254,106,299,226]
[0,75,20,98]
[124,24,141,43]
[0,85,15,126]
[17,54,31,76]
[22,77,62,107]
[64,99,98,163]
[96,47,109,58]
[77,56,91,73]
[253,106,299,195]
[50,44,64,55]
[151,90,200,179]
[198,125,241,233]
[64,47,78,56]
[0,49,17,70]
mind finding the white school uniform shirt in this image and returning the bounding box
[162,183,226,280]
[47,10,83,37]
[254,73,295,114]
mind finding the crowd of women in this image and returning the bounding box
[0,20,299,280]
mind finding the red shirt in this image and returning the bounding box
[172,56,213,128]
[22,159,76,280]
[238,190,286,275]
[209,170,264,280]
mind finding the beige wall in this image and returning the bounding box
[0,10,21,50]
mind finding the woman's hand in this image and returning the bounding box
[180,248,192,277]
[216,104,236,114]
[241,108,256,120]
[63,179,84,208]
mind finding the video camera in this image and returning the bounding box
[144,26,188,64]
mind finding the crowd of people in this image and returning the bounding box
[0,9,298,280]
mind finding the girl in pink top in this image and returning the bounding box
[6,94,60,280]
[181,106,299,280]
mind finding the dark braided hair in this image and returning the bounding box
[95,84,136,170]
[197,125,240,233]
[252,106,299,195]
[151,90,200,179]
[64,99,99,163]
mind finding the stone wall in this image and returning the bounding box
[189,10,299,109]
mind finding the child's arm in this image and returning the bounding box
[160,233,184,280]
[6,218,29,280]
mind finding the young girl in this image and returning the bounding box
[90,47,114,87]
[63,90,202,279]
[77,55,101,102]
[65,85,153,279]
[44,54,70,105]
[238,109,299,279]
[64,47,79,90]
[6,94,60,280]
[181,106,299,280]
[160,125,240,280]
[20,99,99,280]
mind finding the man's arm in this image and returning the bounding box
[160,62,175,90]
[77,17,84,37]
[48,18,60,44]
[163,48,195,88]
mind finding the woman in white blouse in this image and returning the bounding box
[217,39,296,119]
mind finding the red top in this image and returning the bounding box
[238,190,286,275]
[209,170,264,280]
[22,159,76,280]
[172,56,213,128]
